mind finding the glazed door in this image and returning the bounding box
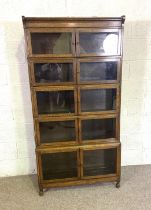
[79,115,117,143]
[33,86,77,117]
[35,117,78,146]
[37,148,80,182]
[76,29,121,57]
[77,58,120,84]
[27,28,75,57]
[80,145,120,178]
[30,59,76,86]
[78,84,119,115]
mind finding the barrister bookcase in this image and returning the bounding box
[22,16,125,195]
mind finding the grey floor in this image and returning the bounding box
[0,165,151,210]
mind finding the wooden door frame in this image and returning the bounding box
[26,28,76,58]
[76,28,121,57]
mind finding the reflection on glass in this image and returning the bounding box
[81,89,116,112]
[103,34,118,54]
[79,32,118,55]
[80,62,117,82]
[82,118,116,141]
[34,63,73,83]
[39,120,75,143]
[37,90,75,114]
[31,33,72,54]
[83,149,116,176]
[41,152,77,180]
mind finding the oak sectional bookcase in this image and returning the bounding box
[22,16,125,195]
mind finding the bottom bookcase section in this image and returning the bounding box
[36,143,120,185]
[37,149,80,182]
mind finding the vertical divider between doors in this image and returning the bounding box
[77,86,81,116]
[79,148,83,178]
[78,117,82,144]
[76,59,80,85]
[77,149,81,178]
[73,59,77,85]
[72,30,76,57]
[74,29,77,57]
[74,84,78,116]
[76,30,80,57]
[75,57,78,106]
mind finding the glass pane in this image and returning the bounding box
[79,32,118,55]
[83,149,116,176]
[41,152,77,180]
[39,120,76,143]
[36,90,75,114]
[34,63,73,83]
[31,33,72,54]
[80,62,117,82]
[82,118,116,141]
[81,89,116,112]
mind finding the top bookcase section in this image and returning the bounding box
[23,16,125,58]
